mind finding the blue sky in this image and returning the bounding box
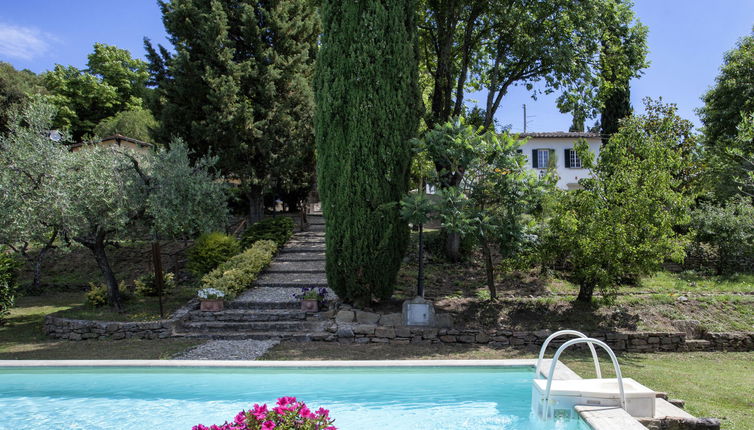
[1,0,753,132]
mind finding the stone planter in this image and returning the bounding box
[300,299,319,312]
[200,299,224,312]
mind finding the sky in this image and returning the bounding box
[1,0,753,132]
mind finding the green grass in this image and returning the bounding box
[548,271,754,296]
[54,287,198,322]
[0,292,200,360]
[264,343,754,430]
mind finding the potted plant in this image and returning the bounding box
[197,287,225,311]
[294,287,328,312]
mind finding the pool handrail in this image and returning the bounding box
[542,337,626,420]
[535,330,602,379]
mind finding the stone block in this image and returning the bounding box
[395,326,412,338]
[335,310,355,323]
[336,326,354,338]
[439,335,456,343]
[379,313,402,327]
[353,324,376,335]
[370,338,389,343]
[476,333,491,343]
[375,326,396,339]
[434,313,453,328]
[355,310,380,325]
[354,337,370,344]
[458,335,475,344]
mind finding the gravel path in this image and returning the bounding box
[175,339,279,360]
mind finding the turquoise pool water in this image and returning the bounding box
[0,366,590,430]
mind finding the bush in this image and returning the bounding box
[86,281,131,307]
[0,253,20,324]
[201,240,277,298]
[241,216,294,249]
[690,198,754,274]
[134,272,176,297]
[187,232,241,277]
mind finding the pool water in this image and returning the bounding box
[0,366,590,430]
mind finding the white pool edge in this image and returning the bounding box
[0,359,647,429]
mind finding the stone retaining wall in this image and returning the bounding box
[44,315,175,340]
[327,309,754,352]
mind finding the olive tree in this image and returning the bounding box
[0,99,68,292]
[60,141,226,310]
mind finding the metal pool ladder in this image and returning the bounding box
[535,330,602,379]
[536,336,627,420]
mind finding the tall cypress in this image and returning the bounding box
[149,0,319,222]
[315,0,421,305]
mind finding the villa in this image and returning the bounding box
[516,131,602,190]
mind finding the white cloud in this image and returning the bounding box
[0,23,52,60]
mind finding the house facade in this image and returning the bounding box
[515,132,601,190]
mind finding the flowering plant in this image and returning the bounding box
[192,397,336,430]
[197,287,225,300]
[293,287,328,302]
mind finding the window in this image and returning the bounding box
[536,149,549,169]
[565,148,582,168]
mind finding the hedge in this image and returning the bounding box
[200,240,277,298]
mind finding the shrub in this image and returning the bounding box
[134,272,176,297]
[0,253,20,324]
[201,240,277,298]
[690,198,754,274]
[86,281,131,307]
[241,217,294,249]
[192,397,336,430]
[187,232,241,277]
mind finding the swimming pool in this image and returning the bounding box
[0,362,591,430]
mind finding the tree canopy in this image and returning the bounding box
[148,0,319,222]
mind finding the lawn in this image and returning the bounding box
[0,292,200,360]
[263,342,754,430]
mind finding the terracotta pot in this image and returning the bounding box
[300,299,319,312]
[200,299,224,312]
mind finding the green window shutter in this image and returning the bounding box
[532,149,538,168]
[565,149,571,168]
[548,149,556,168]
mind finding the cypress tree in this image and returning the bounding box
[315,0,421,305]
[149,0,319,222]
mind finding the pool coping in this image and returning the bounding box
[0,359,650,429]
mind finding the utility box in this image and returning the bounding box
[402,296,435,326]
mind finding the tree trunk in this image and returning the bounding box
[151,239,165,319]
[576,282,595,303]
[417,223,425,298]
[445,231,462,262]
[481,240,496,300]
[81,231,122,312]
[247,192,264,224]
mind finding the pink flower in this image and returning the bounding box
[251,404,268,421]
[276,396,297,407]
[261,421,276,430]
[299,405,315,420]
[315,408,330,418]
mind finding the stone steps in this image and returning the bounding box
[255,272,327,288]
[181,320,321,333]
[275,253,326,262]
[226,300,301,310]
[279,246,325,253]
[186,309,307,322]
[266,260,325,273]
[173,330,333,341]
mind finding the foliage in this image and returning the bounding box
[690,198,754,275]
[149,0,320,222]
[192,397,336,430]
[545,101,692,302]
[187,233,242,277]
[418,0,648,130]
[86,281,130,308]
[197,287,225,300]
[86,43,150,109]
[241,217,295,249]
[0,252,20,324]
[200,240,277,299]
[134,272,176,298]
[699,30,754,200]
[316,0,421,306]
[0,99,69,291]
[93,108,157,143]
[293,287,329,302]
[0,62,46,133]
[419,117,481,188]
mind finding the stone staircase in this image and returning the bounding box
[174,213,336,341]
